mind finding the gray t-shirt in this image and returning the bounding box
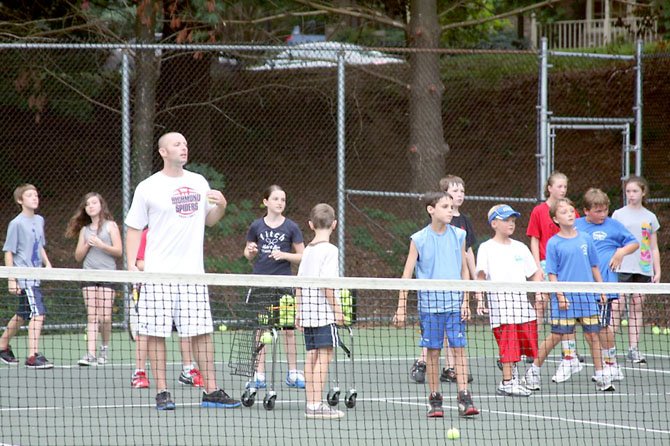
[3,213,46,288]
[83,221,117,271]
[611,206,660,276]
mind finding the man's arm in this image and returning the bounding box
[125,227,142,272]
[205,190,227,227]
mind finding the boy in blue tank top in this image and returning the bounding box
[394,191,478,418]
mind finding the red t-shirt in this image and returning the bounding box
[526,202,579,260]
[137,228,149,262]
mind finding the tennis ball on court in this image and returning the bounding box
[260,331,273,344]
[447,427,460,440]
[621,319,628,327]
[663,328,670,336]
[218,324,228,332]
[652,326,661,335]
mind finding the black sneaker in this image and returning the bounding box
[201,389,241,408]
[410,360,426,384]
[25,353,53,369]
[427,392,444,418]
[441,367,474,383]
[156,390,176,410]
[457,390,479,417]
[0,347,18,365]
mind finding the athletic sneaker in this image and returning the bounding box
[496,378,531,397]
[25,353,53,369]
[410,360,426,384]
[305,402,344,419]
[131,370,150,389]
[156,390,176,410]
[427,392,444,418]
[179,368,204,387]
[457,390,479,417]
[522,367,541,391]
[607,364,624,381]
[627,347,646,364]
[97,346,108,365]
[595,373,615,392]
[285,370,306,389]
[245,376,267,390]
[440,367,474,383]
[551,358,583,383]
[0,347,18,365]
[201,389,241,408]
[78,353,97,367]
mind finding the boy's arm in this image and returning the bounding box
[460,240,471,321]
[549,273,569,310]
[394,241,418,327]
[4,251,19,295]
[591,266,608,303]
[324,288,344,326]
[475,270,488,315]
[608,242,638,272]
[465,246,477,280]
[40,247,52,268]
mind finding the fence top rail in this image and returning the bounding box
[550,117,635,124]
[345,189,537,203]
[549,50,635,60]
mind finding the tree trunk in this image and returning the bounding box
[132,0,161,186]
[407,0,447,194]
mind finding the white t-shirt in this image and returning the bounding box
[476,238,538,328]
[611,206,660,276]
[125,170,213,273]
[297,241,340,327]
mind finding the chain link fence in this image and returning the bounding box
[0,43,668,296]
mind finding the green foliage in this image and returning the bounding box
[207,199,255,237]
[186,162,226,191]
[206,255,252,274]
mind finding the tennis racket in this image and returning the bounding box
[127,283,141,342]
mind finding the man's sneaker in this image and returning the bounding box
[286,370,306,389]
[427,392,444,418]
[440,367,474,383]
[97,346,108,365]
[496,378,531,397]
[179,368,204,387]
[78,353,97,367]
[0,347,19,365]
[156,390,176,410]
[25,353,54,369]
[522,367,541,391]
[595,373,616,392]
[457,390,479,417]
[305,402,344,419]
[410,360,426,384]
[201,388,241,408]
[131,370,150,389]
[551,358,583,383]
[627,347,646,364]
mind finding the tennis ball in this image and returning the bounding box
[620,319,628,327]
[260,331,273,344]
[340,289,351,299]
[83,333,87,341]
[663,328,670,336]
[447,427,460,440]
[652,326,661,335]
[218,324,228,332]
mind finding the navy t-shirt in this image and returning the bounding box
[246,217,304,275]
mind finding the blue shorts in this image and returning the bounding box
[16,287,45,320]
[419,312,466,349]
[304,324,338,351]
[550,316,601,335]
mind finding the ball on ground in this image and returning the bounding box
[652,326,661,335]
[447,427,460,440]
[620,319,628,327]
[218,324,228,332]
[663,328,670,335]
[260,331,273,344]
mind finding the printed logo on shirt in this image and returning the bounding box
[592,231,607,241]
[171,187,201,217]
[259,230,286,254]
[581,243,588,256]
[639,222,652,274]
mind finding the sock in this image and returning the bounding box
[183,363,194,373]
[608,347,617,364]
[134,368,144,375]
[562,340,576,360]
[532,364,541,372]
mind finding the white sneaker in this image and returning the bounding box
[595,373,616,392]
[552,358,583,383]
[522,367,541,390]
[607,364,624,381]
[496,378,531,397]
[97,346,108,365]
[305,402,344,419]
[627,347,646,364]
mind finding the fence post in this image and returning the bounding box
[337,49,346,276]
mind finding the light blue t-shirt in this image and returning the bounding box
[575,217,637,298]
[3,213,46,288]
[411,224,465,314]
[545,232,599,318]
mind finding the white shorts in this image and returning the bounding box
[137,283,213,338]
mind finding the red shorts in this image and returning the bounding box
[493,321,538,363]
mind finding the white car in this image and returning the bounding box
[248,42,404,71]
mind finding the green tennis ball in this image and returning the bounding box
[340,289,351,299]
[652,326,661,335]
[620,319,628,327]
[447,428,460,440]
[83,333,87,341]
[260,332,273,344]
[218,324,228,332]
[663,328,670,335]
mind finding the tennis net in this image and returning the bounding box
[0,267,668,445]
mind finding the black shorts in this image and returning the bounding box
[618,273,652,284]
[304,324,338,351]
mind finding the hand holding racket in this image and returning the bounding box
[127,283,141,342]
